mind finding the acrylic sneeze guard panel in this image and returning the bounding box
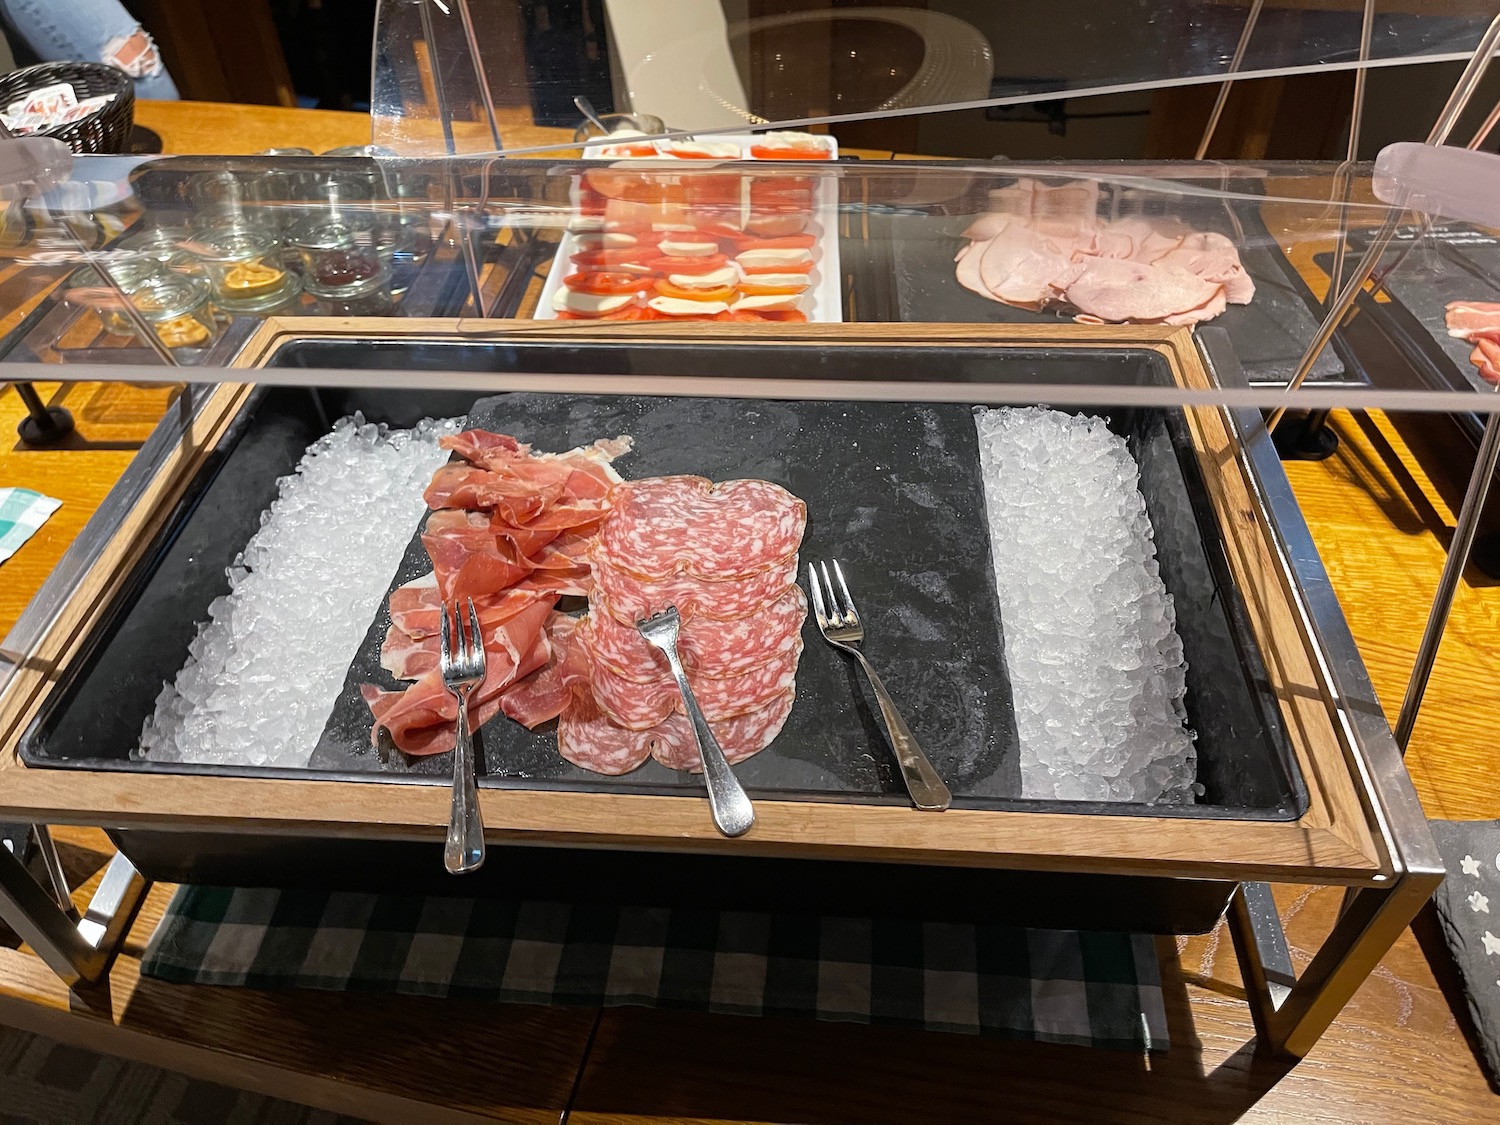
[0,151,1483,911]
[369,0,1500,155]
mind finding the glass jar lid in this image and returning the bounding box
[68,254,165,293]
[190,224,278,263]
[290,211,376,252]
[129,273,211,322]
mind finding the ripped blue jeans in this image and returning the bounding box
[1,0,179,100]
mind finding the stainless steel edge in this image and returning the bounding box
[1195,328,1441,884]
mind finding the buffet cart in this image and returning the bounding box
[2,0,1500,1074]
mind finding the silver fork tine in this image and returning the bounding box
[466,597,484,675]
[832,560,858,625]
[808,562,829,628]
[439,600,454,675]
[819,560,839,625]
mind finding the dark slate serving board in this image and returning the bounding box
[883,203,1345,383]
[1427,819,1500,1087]
[312,393,1022,804]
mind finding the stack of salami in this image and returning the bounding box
[503,475,808,775]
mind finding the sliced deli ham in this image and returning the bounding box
[597,476,805,580]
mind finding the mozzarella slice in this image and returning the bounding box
[737,271,811,290]
[553,288,636,315]
[648,296,729,316]
[734,293,802,312]
[658,237,719,257]
[736,247,813,269]
[663,141,742,159]
[669,266,738,288]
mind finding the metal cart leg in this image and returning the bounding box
[0,832,147,987]
[1228,872,1441,1058]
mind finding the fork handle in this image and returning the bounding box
[445,690,485,874]
[662,652,756,838]
[849,651,952,811]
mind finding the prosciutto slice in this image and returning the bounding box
[362,626,551,756]
[1445,301,1500,385]
[380,591,556,679]
[597,477,805,580]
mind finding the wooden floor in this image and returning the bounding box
[1,103,1499,1122]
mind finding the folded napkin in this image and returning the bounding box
[0,487,60,564]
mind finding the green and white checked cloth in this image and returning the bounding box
[143,885,1168,1051]
[0,488,60,564]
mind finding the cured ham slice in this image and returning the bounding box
[363,625,552,756]
[590,553,799,622]
[1445,300,1500,339]
[380,592,556,679]
[422,510,534,602]
[585,639,802,730]
[366,429,632,756]
[499,614,591,728]
[584,586,806,680]
[598,477,805,580]
[1445,301,1500,386]
[650,690,795,771]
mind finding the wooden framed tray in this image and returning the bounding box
[0,321,1390,885]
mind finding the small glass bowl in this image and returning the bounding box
[190,224,302,312]
[128,273,218,350]
[290,212,390,299]
[66,256,168,335]
[120,227,202,275]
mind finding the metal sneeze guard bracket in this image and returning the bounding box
[0,830,146,987]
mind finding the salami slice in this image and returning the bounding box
[556,688,682,775]
[597,476,805,580]
[586,637,802,730]
[651,689,794,772]
[591,554,799,623]
[584,586,806,681]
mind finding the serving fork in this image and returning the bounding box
[808,560,952,811]
[440,597,487,873]
[637,606,756,838]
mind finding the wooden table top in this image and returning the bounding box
[2,103,1499,1123]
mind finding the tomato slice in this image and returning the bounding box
[750,144,833,160]
[733,233,817,251]
[738,259,815,275]
[647,253,730,274]
[654,280,737,302]
[564,271,650,295]
[736,279,809,296]
[570,248,660,272]
[599,142,658,157]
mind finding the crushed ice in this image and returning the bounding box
[975,407,1198,804]
[136,413,461,768]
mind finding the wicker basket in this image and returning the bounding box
[0,62,136,155]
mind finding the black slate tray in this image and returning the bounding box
[876,191,1345,383]
[314,392,1022,805]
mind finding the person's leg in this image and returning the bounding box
[0,0,179,99]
